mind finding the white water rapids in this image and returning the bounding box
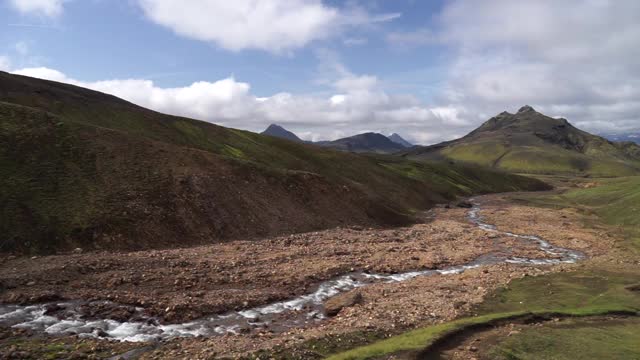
[0,200,585,342]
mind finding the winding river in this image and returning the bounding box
[0,200,585,342]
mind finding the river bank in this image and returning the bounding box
[0,193,613,358]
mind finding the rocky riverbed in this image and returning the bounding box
[0,194,615,358]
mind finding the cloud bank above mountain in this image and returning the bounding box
[5,0,639,143]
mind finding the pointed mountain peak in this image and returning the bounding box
[261,124,303,142]
[388,133,413,148]
[517,105,536,113]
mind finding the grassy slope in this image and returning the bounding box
[513,176,640,251]
[405,108,640,176]
[488,318,640,360]
[327,178,640,360]
[327,272,640,360]
[0,73,548,253]
[437,137,640,177]
[563,177,640,250]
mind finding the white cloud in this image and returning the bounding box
[0,56,11,71]
[401,0,640,134]
[8,0,65,17]
[11,65,463,144]
[334,74,377,93]
[137,0,399,53]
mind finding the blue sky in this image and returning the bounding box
[2,0,639,143]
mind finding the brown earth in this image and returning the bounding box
[1,71,548,255]
[0,193,615,359]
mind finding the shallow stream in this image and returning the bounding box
[0,200,585,342]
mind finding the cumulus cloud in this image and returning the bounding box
[137,0,399,53]
[11,65,463,144]
[9,1,638,143]
[421,0,640,134]
[8,0,65,17]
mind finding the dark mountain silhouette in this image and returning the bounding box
[388,133,413,148]
[316,132,406,153]
[261,124,303,142]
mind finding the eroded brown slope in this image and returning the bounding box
[0,72,548,254]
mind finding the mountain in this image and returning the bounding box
[388,133,413,148]
[0,72,548,254]
[259,126,412,152]
[402,105,640,176]
[317,132,406,153]
[604,133,640,144]
[261,124,303,142]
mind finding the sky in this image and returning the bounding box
[1,0,639,144]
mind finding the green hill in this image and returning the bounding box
[402,105,640,176]
[0,72,548,254]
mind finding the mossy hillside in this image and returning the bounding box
[475,269,640,316]
[488,317,640,360]
[512,176,640,251]
[403,106,640,176]
[436,141,640,176]
[441,141,508,167]
[0,73,550,253]
[0,72,546,194]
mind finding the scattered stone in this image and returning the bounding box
[456,201,473,208]
[324,291,363,317]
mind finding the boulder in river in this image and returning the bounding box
[324,291,363,316]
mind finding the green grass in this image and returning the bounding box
[512,176,640,251]
[498,147,590,174]
[441,142,509,167]
[328,178,640,360]
[405,110,640,177]
[326,312,523,360]
[488,318,640,360]
[0,73,551,254]
[328,267,640,360]
[326,309,638,360]
[442,142,640,177]
[561,177,640,249]
[475,269,640,316]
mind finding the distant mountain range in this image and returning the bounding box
[604,133,640,144]
[260,124,413,154]
[316,132,406,153]
[400,105,640,176]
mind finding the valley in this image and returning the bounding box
[1,72,638,359]
[2,182,634,359]
[2,2,639,358]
